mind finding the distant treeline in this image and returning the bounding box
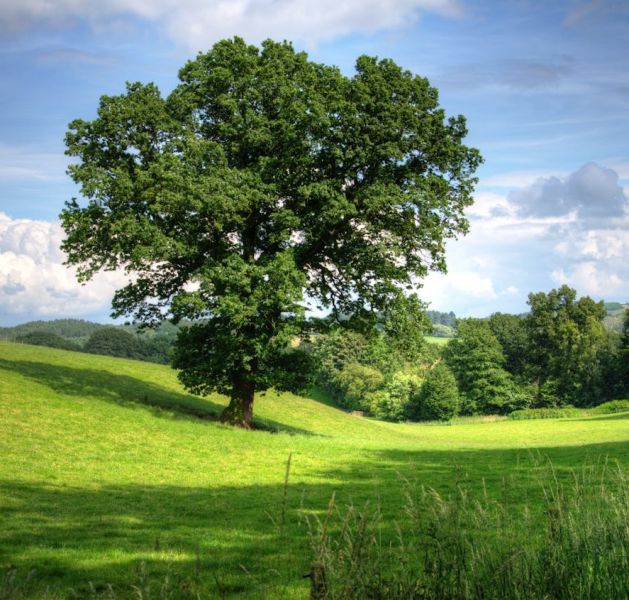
[2,319,180,364]
[2,292,626,420]
[604,302,629,334]
[426,310,457,337]
[308,287,629,421]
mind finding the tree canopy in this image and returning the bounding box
[444,319,523,415]
[61,37,482,427]
[525,285,610,406]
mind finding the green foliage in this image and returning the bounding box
[409,362,459,421]
[444,319,525,415]
[312,316,437,416]
[60,37,481,426]
[311,328,369,397]
[380,294,431,363]
[620,309,629,396]
[137,333,174,364]
[84,327,144,359]
[370,370,423,421]
[526,285,609,407]
[307,464,629,600]
[488,312,528,378]
[509,406,583,420]
[333,363,384,412]
[14,331,81,352]
[591,399,629,414]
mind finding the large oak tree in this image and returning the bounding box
[61,38,482,428]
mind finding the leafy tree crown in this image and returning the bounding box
[61,38,482,416]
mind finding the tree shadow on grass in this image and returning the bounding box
[0,358,317,436]
[0,357,223,422]
[569,412,629,422]
[1,440,628,598]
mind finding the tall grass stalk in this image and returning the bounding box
[306,461,629,599]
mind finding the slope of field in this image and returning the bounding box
[1,341,627,598]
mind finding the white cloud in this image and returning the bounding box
[466,191,513,219]
[420,269,498,310]
[0,212,127,321]
[554,228,628,262]
[551,263,624,297]
[417,161,629,315]
[0,0,463,49]
[550,226,629,297]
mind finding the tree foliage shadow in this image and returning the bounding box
[0,358,224,423]
[569,412,629,422]
[1,440,628,598]
[0,358,317,436]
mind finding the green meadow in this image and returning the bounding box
[1,341,628,598]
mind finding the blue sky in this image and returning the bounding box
[0,0,627,324]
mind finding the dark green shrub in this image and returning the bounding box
[409,363,458,421]
[84,327,144,359]
[509,406,582,420]
[334,363,384,411]
[15,331,81,352]
[368,371,422,421]
[591,399,629,414]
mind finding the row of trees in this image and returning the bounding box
[14,285,626,422]
[16,327,176,364]
[310,286,628,421]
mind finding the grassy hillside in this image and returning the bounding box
[604,301,628,333]
[1,341,628,598]
[0,319,104,345]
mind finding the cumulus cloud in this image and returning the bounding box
[551,263,624,297]
[550,226,629,297]
[508,162,627,221]
[419,161,629,315]
[0,0,462,48]
[0,212,127,322]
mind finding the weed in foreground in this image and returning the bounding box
[305,461,629,600]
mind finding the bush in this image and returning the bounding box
[334,363,384,412]
[509,406,583,420]
[84,327,144,359]
[591,399,629,414]
[14,331,81,352]
[409,363,458,421]
[369,371,422,421]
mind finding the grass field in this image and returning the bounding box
[1,341,628,598]
[423,335,451,346]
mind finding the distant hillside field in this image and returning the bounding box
[1,341,627,598]
[0,318,104,346]
[604,301,628,333]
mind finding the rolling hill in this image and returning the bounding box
[1,341,627,598]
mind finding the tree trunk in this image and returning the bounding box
[221,376,255,429]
